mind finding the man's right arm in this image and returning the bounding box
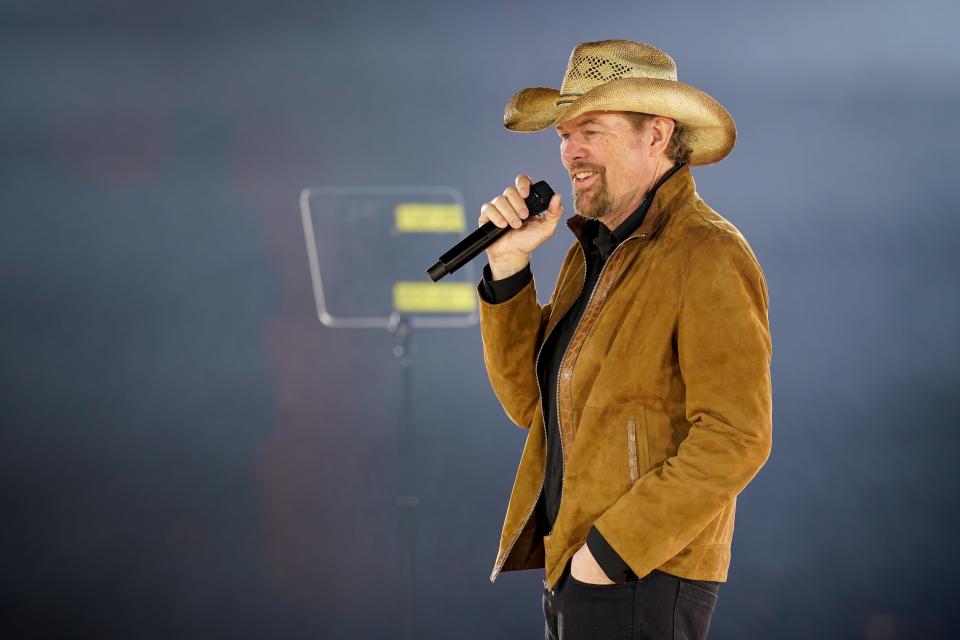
[475,173,564,429]
[476,263,551,429]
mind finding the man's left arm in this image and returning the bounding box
[589,230,773,581]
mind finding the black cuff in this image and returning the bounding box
[586,526,635,583]
[478,262,532,304]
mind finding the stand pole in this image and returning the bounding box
[390,315,417,640]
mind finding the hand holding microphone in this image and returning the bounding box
[426,174,564,282]
[480,174,564,280]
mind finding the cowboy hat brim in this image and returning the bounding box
[503,77,736,166]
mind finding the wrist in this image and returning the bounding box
[488,254,530,281]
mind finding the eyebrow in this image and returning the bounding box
[555,117,603,133]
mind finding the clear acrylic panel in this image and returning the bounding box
[300,186,479,330]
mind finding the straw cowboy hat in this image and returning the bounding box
[503,39,736,165]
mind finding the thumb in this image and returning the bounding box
[545,193,563,221]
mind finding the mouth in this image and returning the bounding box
[571,170,600,190]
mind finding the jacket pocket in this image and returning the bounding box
[626,417,649,486]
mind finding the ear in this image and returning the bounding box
[648,116,676,156]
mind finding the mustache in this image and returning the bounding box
[569,164,605,176]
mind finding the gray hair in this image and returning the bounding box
[623,112,693,166]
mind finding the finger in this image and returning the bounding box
[492,195,523,228]
[502,186,529,220]
[515,174,532,199]
[479,202,509,228]
[544,193,563,220]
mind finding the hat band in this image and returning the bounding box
[556,92,583,107]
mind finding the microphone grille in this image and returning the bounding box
[528,181,555,215]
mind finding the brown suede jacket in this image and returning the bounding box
[477,165,772,589]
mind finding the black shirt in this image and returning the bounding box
[478,163,684,582]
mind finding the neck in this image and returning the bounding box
[600,160,677,230]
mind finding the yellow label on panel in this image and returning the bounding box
[395,203,465,233]
[393,281,476,313]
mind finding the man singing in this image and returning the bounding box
[476,40,772,639]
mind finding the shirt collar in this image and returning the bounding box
[585,162,686,260]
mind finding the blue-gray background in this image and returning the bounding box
[3,1,958,638]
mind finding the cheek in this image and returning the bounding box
[603,168,624,189]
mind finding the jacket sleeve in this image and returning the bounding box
[591,230,773,577]
[476,264,553,430]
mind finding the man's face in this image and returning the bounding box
[555,111,661,222]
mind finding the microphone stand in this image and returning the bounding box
[301,184,478,639]
[388,313,418,640]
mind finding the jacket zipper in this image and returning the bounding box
[492,233,644,581]
[491,247,586,581]
[627,418,640,485]
[552,236,639,533]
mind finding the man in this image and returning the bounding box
[475,40,772,639]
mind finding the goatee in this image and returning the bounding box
[572,172,611,220]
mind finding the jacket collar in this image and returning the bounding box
[566,163,695,242]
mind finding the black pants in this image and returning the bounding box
[542,560,720,640]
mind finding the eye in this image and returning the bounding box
[584,130,598,136]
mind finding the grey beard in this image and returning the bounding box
[572,175,611,220]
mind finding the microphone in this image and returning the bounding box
[426,181,555,282]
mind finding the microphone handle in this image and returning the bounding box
[426,221,509,282]
[427,180,554,282]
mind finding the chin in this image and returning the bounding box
[573,191,607,220]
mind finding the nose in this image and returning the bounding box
[561,136,587,166]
